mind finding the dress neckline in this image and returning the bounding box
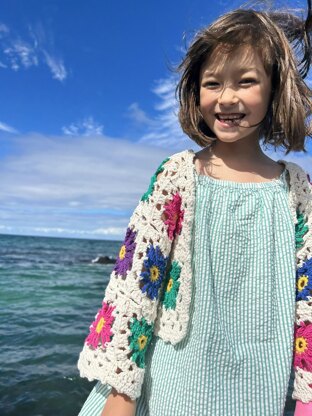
[189,150,288,189]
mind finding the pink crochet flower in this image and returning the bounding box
[294,321,312,371]
[85,301,116,349]
[163,193,184,240]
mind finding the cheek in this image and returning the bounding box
[244,88,268,108]
[199,91,214,113]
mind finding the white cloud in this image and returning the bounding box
[126,102,155,126]
[0,224,12,231]
[0,21,67,82]
[42,50,67,82]
[62,116,104,136]
[0,134,170,239]
[33,226,126,237]
[126,76,192,150]
[4,40,39,71]
[0,121,19,134]
[91,227,126,236]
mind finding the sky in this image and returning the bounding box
[0,0,311,241]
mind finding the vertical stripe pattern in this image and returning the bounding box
[78,168,296,416]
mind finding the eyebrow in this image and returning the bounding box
[203,67,261,77]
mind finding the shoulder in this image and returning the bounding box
[280,159,311,187]
[280,160,311,219]
[281,159,309,176]
[160,148,195,166]
[156,149,195,180]
[140,149,195,203]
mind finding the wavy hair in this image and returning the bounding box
[176,0,312,154]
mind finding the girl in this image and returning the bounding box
[77,2,312,415]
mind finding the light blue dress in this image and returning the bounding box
[78,167,296,416]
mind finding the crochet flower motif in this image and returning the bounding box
[294,321,312,372]
[307,173,312,185]
[129,316,154,369]
[85,301,116,349]
[113,227,137,277]
[163,193,184,240]
[295,209,309,249]
[296,257,312,301]
[140,245,168,300]
[141,157,170,202]
[162,260,182,310]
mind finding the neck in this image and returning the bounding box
[208,138,268,166]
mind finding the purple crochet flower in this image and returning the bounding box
[113,227,137,277]
[140,245,168,300]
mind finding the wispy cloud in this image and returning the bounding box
[126,102,156,126]
[0,121,19,134]
[62,116,104,136]
[126,76,192,150]
[0,134,169,239]
[33,226,126,237]
[41,49,67,82]
[0,21,67,82]
[3,39,39,70]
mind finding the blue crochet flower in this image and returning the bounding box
[296,257,312,301]
[140,245,168,300]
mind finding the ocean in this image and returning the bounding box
[0,233,296,416]
[0,234,120,416]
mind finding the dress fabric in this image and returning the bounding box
[78,167,296,416]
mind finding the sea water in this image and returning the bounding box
[0,234,295,415]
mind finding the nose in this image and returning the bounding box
[217,85,238,105]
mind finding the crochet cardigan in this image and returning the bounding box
[77,149,312,403]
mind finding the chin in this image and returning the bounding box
[210,126,258,143]
[216,137,245,143]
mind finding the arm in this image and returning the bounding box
[77,156,180,400]
[101,388,136,416]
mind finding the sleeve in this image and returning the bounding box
[77,156,180,401]
[295,400,312,415]
[292,170,312,405]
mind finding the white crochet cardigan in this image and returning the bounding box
[77,149,312,402]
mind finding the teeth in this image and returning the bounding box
[217,114,244,120]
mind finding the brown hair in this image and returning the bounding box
[176,1,312,154]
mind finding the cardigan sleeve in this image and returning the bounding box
[77,156,181,401]
[292,171,312,404]
[295,400,312,415]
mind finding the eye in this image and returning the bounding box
[240,78,256,84]
[203,82,219,88]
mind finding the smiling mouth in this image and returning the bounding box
[215,114,246,126]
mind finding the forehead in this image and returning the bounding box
[200,45,266,77]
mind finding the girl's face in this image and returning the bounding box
[199,45,272,144]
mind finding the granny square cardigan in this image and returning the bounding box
[77,149,312,403]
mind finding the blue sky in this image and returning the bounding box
[0,0,311,240]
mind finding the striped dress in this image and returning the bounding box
[78,167,296,416]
